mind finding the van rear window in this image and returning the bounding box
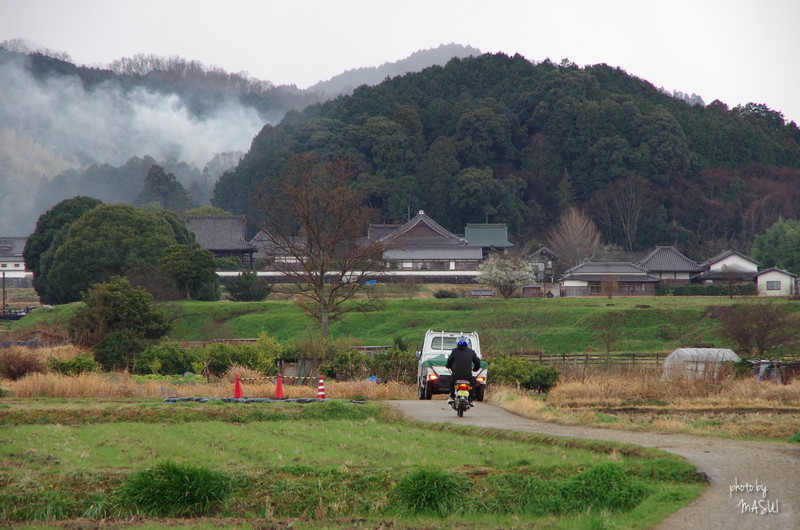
[431,337,470,350]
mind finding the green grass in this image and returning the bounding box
[11,296,755,355]
[0,400,705,527]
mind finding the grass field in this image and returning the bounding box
[0,398,706,528]
[8,294,781,356]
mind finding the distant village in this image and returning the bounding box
[0,211,798,297]
[2,209,796,299]
[6,210,791,299]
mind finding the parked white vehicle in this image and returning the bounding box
[416,330,488,401]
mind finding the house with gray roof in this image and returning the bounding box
[373,211,483,272]
[754,267,797,296]
[0,237,29,280]
[185,216,258,268]
[693,249,760,284]
[637,246,703,285]
[558,259,660,297]
[528,246,558,284]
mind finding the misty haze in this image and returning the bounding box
[0,51,269,235]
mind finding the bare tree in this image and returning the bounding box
[591,311,627,366]
[590,174,650,251]
[601,276,619,299]
[256,155,387,339]
[717,300,800,357]
[546,207,602,272]
[609,175,649,251]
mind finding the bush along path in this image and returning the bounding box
[387,400,800,529]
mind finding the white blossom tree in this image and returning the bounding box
[475,253,536,298]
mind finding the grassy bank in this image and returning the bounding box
[9,296,763,355]
[0,399,705,528]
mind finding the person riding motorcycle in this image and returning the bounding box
[446,337,481,404]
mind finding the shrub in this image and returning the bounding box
[320,346,417,383]
[212,343,272,376]
[561,462,646,513]
[68,277,170,371]
[395,468,464,515]
[789,431,800,443]
[733,358,753,378]
[191,279,221,301]
[487,354,533,385]
[320,350,372,381]
[0,347,45,380]
[433,289,459,299]
[522,365,560,394]
[214,257,242,270]
[47,352,101,375]
[671,283,756,296]
[369,347,417,383]
[117,461,232,517]
[135,343,200,375]
[226,271,271,301]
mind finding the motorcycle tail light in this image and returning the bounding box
[457,383,469,390]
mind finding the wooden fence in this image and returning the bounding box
[519,352,665,367]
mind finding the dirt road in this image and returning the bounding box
[387,400,799,529]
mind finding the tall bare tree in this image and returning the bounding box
[256,155,387,338]
[546,207,602,272]
[718,300,800,357]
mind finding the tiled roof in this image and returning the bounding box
[0,237,26,261]
[559,260,660,283]
[464,224,513,248]
[700,249,761,268]
[637,246,703,272]
[379,211,467,247]
[562,273,661,283]
[185,216,256,252]
[564,261,650,275]
[529,246,558,260]
[754,266,797,278]
[693,269,755,282]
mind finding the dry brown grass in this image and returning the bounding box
[547,365,800,408]
[4,370,417,400]
[487,369,800,441]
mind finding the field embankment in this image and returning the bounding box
[7,296,762,355]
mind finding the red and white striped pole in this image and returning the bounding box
[317,375,326,399]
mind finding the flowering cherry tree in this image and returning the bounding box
[475,253,536,298]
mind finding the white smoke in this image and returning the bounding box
[0,56,272,235]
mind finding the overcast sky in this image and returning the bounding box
[1,0,798,123]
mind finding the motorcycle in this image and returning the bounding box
[451,379,473,417]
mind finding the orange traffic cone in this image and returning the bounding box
[275,373,285,399]
[317,375,326,399]
[234,373,243,398]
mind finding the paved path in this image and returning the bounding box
[386,400,800,529]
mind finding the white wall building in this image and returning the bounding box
[755,267,797,297]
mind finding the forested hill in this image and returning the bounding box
[0,43,480,236]
[213,53,800,257]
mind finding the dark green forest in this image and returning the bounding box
[213,53,800,258]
